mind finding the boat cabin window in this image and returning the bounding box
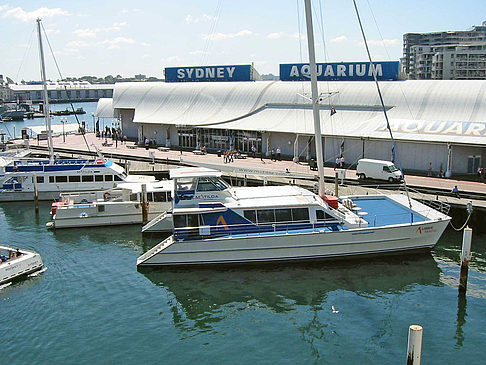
[292,208,309,222]
[104,175,113,182]
[176,178,196,192]
[275,208,292,223]
[244,210,256,223]
[196,177,221,192]
[130,193,138,201]
[173,214,200,228]
[95,175,103,182]
[82,175,94,182]
[36,176,44,184]
[147,193,153,202]
[316,209,333,221]
[49,176,55,183]
[153,191,169,202]
[69,176,81,182]
[55,176,68,183]
[257,209,275,224]
[114,175,123,181]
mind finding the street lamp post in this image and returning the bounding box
[91,113,95,134]
[61,119,66,143]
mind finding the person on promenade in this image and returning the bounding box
[276,147,281,161]
[451,185,460,198]
[428,162,432,176]
[271,149,275,161]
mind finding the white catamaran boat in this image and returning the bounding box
[47,180,173,229]
[0,246,45,285]
[136,0,451,267]
[0,19,155,202]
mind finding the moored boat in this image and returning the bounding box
[0,246,45,284]
[136,0,451,267]
[48,180,173,229]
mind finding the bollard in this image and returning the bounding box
[335,171,339,197]
[244,174,247,187]
[141,184,148,223]
[406,325,423,365]
[459,227,472,295]
[33,173,39,214]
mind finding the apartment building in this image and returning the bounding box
[403,22,486,79]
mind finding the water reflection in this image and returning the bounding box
[139,255,441,331]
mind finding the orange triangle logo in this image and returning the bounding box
[216,215,229,230]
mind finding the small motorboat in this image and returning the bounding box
[0,245,45,284]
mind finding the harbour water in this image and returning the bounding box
[1,201,485,364]
[1,101,100,140]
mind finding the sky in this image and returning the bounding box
[1,0,485,82]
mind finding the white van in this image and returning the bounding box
[356,159,403,182]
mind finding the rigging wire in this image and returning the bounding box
[40,21,91,153]
[351,0,413,211]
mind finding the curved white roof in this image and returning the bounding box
[96,97,116,118]
[113,80,486,145]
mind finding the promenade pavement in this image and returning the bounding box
[28,132,485,196]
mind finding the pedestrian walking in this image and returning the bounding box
[276,147,281,161]
[271,149,275,161]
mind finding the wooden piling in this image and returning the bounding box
[459,227,472,295]
[406,325,423,365]
[33,173,39,214]
[334,171,339,197]
[141,184,148,223]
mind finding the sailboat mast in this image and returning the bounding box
[36,18,54,161]
[303,0,325,197]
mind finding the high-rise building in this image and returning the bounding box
[402,22,486,79]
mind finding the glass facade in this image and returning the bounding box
[177,126,262,153]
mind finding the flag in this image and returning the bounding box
[330,106,336,116]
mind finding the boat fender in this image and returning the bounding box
[104,192,111,200]
[80,212,88,218]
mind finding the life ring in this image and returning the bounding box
[104,192,111,200]
[96,159,104,164]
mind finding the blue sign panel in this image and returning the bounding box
[279,61,399,81]
[165,65,252,82]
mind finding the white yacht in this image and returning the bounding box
[0,246,44,285]
[136,0,451,267]
[0,156,156,201]
[47,180,173,229]
[136,167,450,266]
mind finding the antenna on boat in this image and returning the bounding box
[351,0,413,209]
[36,18,54,162]
[303,0,326,197]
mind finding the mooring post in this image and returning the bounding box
[141,183,148,223]
[33,172,39,214]
[406,325,423,365]
[334,171,339,197]
[244,174,247,186]
[459,226,473,295]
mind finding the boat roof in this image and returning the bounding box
[229,185,320,209]
[115,180,173,193]
[170,167,222,179]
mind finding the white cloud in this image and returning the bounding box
[189,50,209,55]
[0,5,70,22]
[73,22,127,38]
[185,14,216,23]
[202,29,254,41]
[361,39,399,47]
[102,37,135,50]
[267,32,284,39]
[292,32,307,40]
[162,56,184,65]
[331,35,348,43]
[66,40,91,48]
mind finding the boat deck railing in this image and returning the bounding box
[174,219,344,241]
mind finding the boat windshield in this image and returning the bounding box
[196,177,229,192]
[176,178,196,192]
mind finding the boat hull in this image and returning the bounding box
[0,250,44,284]
[52,202,171,228]
[137,218,450,266]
